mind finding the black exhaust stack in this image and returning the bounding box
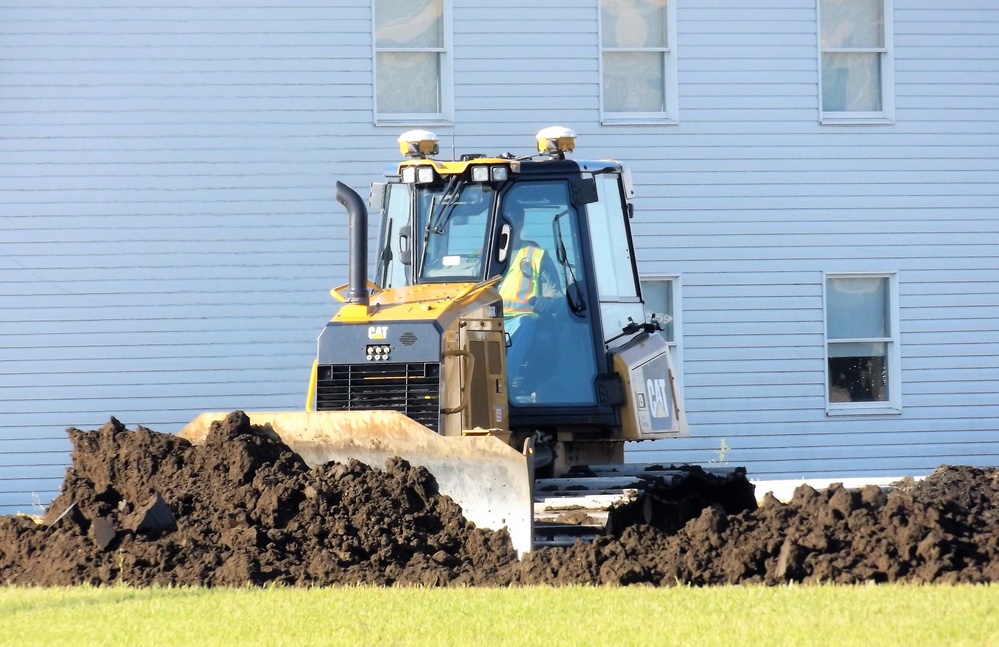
[335,181,370,306]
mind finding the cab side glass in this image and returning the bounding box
[587,173,645,344]
[378,183,413,289]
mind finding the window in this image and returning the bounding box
[373,0,452,124]
[824,273,900,413]
[588,172,645,340]
[599,0,678,124]
[589,174,639,301]
[501,181,599,406]
[376,183,413,289]
[418,184,492,281]
[818,0,894,124]
[641,276,682,390]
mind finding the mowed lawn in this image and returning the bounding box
[1,584,996,646]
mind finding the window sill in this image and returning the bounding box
[825,405,901,416]
[375,118,453,128]
[820,115,895,126]
[601,116,678,126]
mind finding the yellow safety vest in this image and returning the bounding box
[499,244,547,316]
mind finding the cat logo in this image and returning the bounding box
[646,377,672,421]
[368,325,388,340]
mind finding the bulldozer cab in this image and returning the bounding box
[371,128,660,432]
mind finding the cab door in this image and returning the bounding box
[497,180,600,408]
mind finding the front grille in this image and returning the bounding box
[316,362,441,432]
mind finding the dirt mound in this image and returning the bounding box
[529,468,999,586]
[1,413,996,586]
[0,413,517,586]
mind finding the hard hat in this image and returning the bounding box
[503,199,525,223]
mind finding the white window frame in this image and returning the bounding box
[599,0,678,125]
[817,0,895,125]
[823,272,901,415]
[640,275,683,392]
[372,0,453,126]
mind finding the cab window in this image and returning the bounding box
[378,182,413,289]
[500,181,598,406]
[418,184,493,281]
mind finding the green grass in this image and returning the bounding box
[0,584,996,646]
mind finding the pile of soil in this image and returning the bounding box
[1,412,996,586]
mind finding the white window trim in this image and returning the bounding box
[641,274,683,393]
[817,0,895,125]
[822,271,901,415]
[598,0,679,126]
[372,0,454,127]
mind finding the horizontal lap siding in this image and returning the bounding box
[626,1,999,478]
[1,1,997,512]
[0,2,375,512]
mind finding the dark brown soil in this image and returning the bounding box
[1,412,996,586]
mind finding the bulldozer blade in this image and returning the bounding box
[178,410,533,556]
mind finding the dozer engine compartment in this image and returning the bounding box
[611,331,689,441]
[312,282,512,442]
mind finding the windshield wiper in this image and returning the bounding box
[553,210,587,317]
[417,177,464,278]
[430,177,462,233]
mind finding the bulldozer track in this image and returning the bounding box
[533,464,758,548]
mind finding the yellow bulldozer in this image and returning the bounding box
[180,127,755,555]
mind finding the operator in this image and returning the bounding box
[497,201,561,393]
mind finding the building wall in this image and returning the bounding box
[628,0,999,478]
[1,0,997,512]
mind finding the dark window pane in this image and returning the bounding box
[828,352,888,403]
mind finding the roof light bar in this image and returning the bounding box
[401,165,437,184]
[469,164,510,183]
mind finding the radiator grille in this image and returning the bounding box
[316,362,441,432]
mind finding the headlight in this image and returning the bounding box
[471,165,489,182]
[402,166,436,184]
[471,164,508,183]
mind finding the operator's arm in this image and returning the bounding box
[537,251,561,299]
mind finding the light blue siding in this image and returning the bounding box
[625,0,999,477]
[1,0,997,512]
